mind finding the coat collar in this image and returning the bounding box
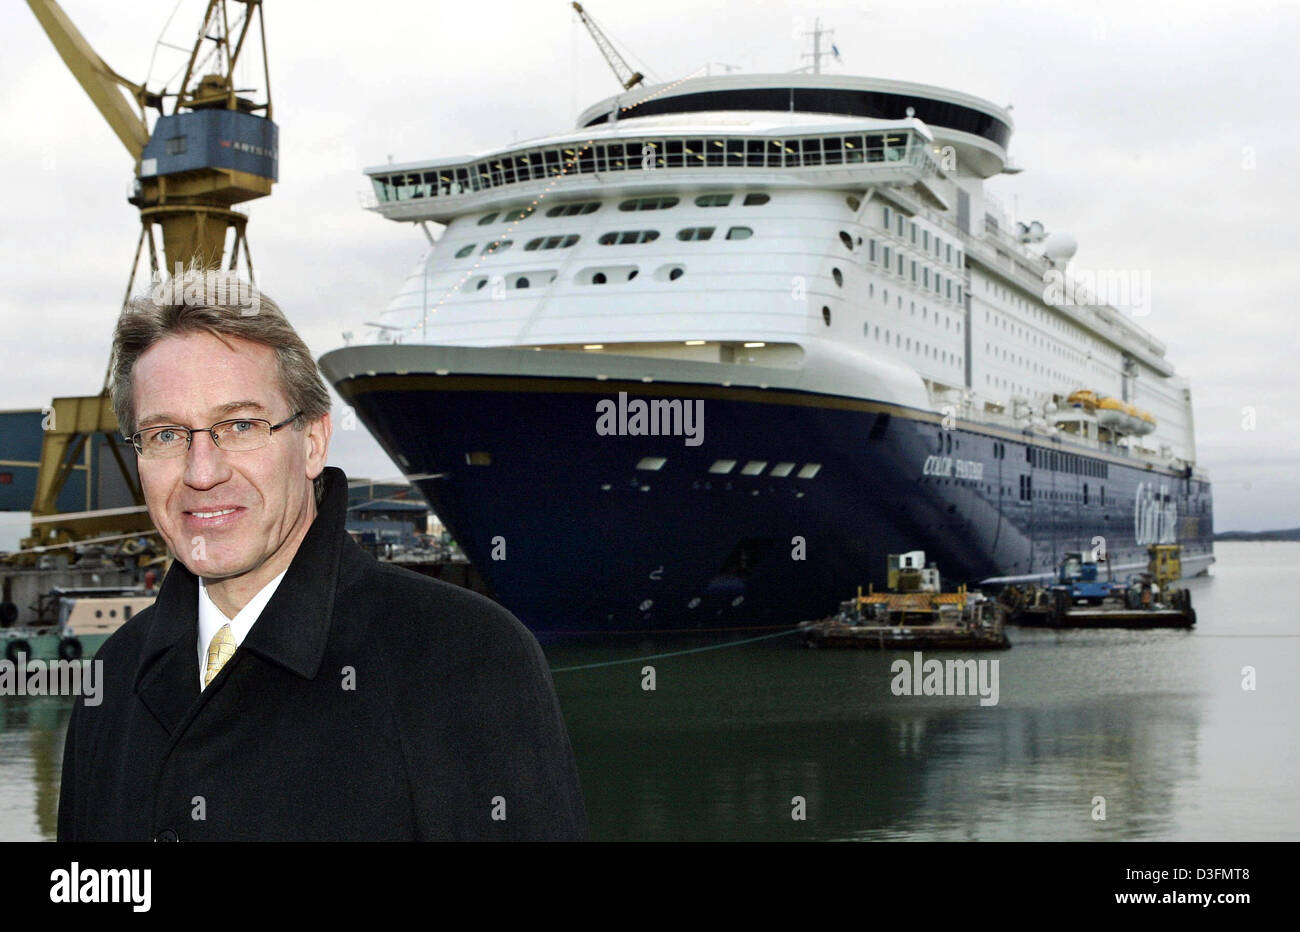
[133,467,352,730]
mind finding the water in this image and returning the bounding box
[2,541,1297,841]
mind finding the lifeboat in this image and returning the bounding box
[1096,396,1128,432]
[1067,389,1098,411]
[1132,409,1157,436]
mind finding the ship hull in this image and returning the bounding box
[327,357,1214,635]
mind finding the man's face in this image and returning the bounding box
[131,330,330,581]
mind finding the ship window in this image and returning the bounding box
[465,452,492,466]
[883,206,892,228]
[454,244,476,258]
[695,194,733,207]
[726,227,753,240]
[743,193,770,206]
[592,272,607,285]
[502,208,533,222]
[797,463,822,479]
[516,277,530,289]
[546,201,601,217]
[883,246,891,269]
[832,268,843,287]
[896,215,905,237]
[741,460,768,476]
[482,239,513,255]
[846,195,861,211]
[770,462,796,477]
[637,457,667,471]
[822,306,832,326]
[839,231,853,250]
[911,260,918,282]
[868,240,877,262]
[477,213,498,226]
[599,230,660,245]
[678,227,716,241]
[619,196,679,211]
[709,459,737,474]
[525,235,580,250]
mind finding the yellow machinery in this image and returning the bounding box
[15,2,276,556]
[1147,544,1182,587]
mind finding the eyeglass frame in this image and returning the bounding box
[129,411,305,458]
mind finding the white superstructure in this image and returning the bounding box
[357,73,1200,472]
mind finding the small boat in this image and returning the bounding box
[1001,545,1194,629]
[1,586,155,664]
[799,551,1010,650]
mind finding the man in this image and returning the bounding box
[57,273,587,840]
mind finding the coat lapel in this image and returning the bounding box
[132,560,201,735]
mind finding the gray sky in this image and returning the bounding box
[1,0,1296,531]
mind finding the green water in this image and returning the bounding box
[3,542,1297,841]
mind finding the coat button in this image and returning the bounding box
[154,828,179,842]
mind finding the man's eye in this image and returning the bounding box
[229,420,255,433]
[155,429,182,444]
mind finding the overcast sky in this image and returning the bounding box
[1,0,1296,531]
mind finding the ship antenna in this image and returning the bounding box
[798,18,837,74]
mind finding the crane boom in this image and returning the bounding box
[571,3,644,90]
[26,0,150,158]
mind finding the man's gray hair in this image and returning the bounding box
[109,268,332,503]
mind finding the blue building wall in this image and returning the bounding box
[0,409,139,513]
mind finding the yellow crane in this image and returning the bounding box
[16,1,277,556]
[571,3,645,90]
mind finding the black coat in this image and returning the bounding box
[57,466,586,840]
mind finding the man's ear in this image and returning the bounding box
[304,411,332,480]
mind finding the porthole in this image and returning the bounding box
[839,231,853,250]
[627,269,638,281]
[454,244,475,258]
[846,195,861,211]
[822,306,832,326]
[832,268,843,287]
[669,267,684,281]
[743,193,770,206]
[593,272,607,285]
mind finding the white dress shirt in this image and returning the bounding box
[197,570,287,689]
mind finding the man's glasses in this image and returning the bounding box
[130,412,303,459]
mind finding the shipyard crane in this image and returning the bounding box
[571,3,645,90]
[16,1,277,556]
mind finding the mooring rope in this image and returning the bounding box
[549,627,803,673]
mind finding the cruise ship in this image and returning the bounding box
[319,71,1214,634]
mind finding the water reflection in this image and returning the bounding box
[0,696,70,842]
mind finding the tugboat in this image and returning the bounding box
[1,586,155,665]
[799,551,1010,649]
[1000,545,1195,629]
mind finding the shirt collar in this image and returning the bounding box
[197,569,287,685]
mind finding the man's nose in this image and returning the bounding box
[183,429,232,488]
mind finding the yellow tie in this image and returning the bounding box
[204,623,237,688]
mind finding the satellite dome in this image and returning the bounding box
[1042,231,1078,261]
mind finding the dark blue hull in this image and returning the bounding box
[333,373,1215,634]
